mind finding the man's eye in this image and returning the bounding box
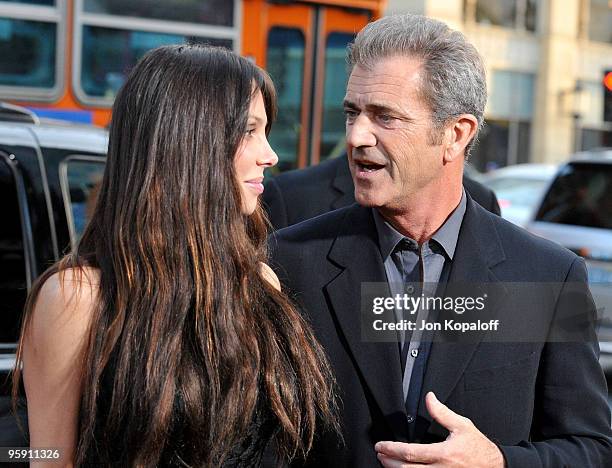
[344,109,358,120]
[378,114,394,124]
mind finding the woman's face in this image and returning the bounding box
[234,89,278,215]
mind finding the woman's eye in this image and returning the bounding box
[246,128,255,136]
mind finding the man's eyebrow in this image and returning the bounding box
[342,100,401,115]
[365,103,401,114]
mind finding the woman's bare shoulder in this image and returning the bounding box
[28,266,100,342]
[259,262,281,291]
[38,266,99,309]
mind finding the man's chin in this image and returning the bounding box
[354,193,382,208]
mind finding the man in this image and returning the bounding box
[262,154,500,230]
[269,14,611,467]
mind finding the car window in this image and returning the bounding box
[535,163,612,229]
[486,177,549,208]
[59,156,105,248]
[0,156,29,345]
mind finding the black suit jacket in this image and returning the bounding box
[269,196,612,467]
[263,155,500,230]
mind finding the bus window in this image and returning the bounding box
[0,0,54,4]
[0,18,56,88]
[83,0,234,27]
[266,27,305,172]
[319,32,353,162]
[80,26,232,100]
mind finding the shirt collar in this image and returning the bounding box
[373,189,466,261]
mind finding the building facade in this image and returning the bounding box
[385,0,612,169]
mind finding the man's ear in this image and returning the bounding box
[443,114,478,163]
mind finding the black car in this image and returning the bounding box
[0,103,107,445]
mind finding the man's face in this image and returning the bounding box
[344,56,447,212]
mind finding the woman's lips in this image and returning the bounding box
[245,178,264,194]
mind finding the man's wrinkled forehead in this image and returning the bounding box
[344,57,425,105]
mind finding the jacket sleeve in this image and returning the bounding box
[499,257,612,467]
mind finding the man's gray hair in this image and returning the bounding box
[348,14,487,156]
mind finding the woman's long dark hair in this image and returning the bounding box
[13,45,337,466]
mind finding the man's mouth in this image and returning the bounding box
[356,161,385,173]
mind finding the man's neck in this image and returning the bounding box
[378,184,463,244]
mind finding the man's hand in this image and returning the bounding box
[375,392,505,467]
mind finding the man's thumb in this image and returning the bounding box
[425,391,465,432]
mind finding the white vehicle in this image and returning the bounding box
[482,163,558,226]
[526,151,612,372]
[0,103,107,445]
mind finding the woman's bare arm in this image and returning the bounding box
[22,268,98,467]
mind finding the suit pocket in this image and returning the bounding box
[463,351,540,391]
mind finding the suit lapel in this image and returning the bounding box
[419,196,507,427]
[324,205,409,441]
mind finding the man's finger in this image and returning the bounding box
[375,440,444,463]
[377,452,407,468]
[378,452,443,468]
[425,391,468,432]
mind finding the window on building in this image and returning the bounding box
[475,0,516,28]
[489,70,535,119]
[581,128,612,149]
[465,0,538,32]
[0,1,61,95]
[588,0,612,43]
[577,80,612,150]
[471,70,535,170]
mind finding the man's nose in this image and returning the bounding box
[346,115,376,148]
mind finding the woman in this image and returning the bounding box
[12,45,337,466]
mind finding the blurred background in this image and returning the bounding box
[0,0,611,170]
[0,0,611,444]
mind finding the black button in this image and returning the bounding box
[406,414,415,423]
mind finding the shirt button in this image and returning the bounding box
[410,349,419,358]
[406,414,415,423]
[406,285,414,294]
